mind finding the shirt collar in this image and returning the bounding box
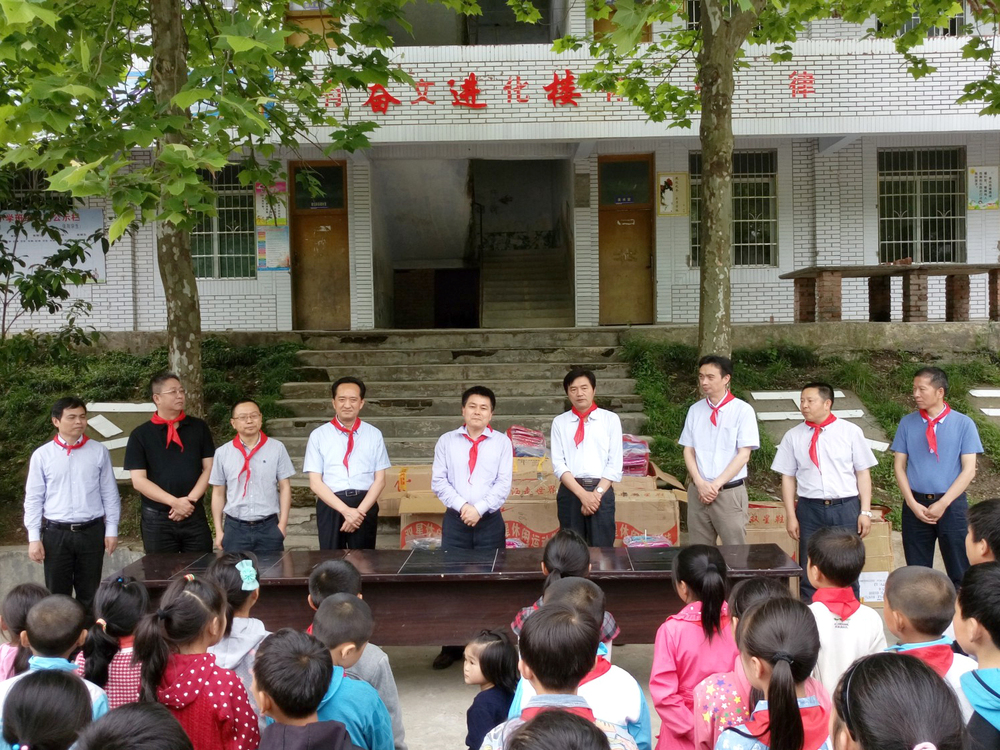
[524,693,590,710]
[887,636,953,652]
[459,425,493,439]
[28,655,78,672]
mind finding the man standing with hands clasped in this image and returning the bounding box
[891,366,982,587]
[771,382,878,602]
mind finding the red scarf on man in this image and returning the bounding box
[151,412,185,451]
[331,417,361,470]
[919,403,951,461]
[463,427,490,482]
[804,414,837,470]
[572,404,598,446]
[709,392,735,426]
[812,586,861,619]
[234,432,268,498]
[53,434,89,456]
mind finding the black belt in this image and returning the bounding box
[720,479,744,490]
[43,517,103,532]
[336,489,366,497]
[799,496,858,506]
[576,478,602,488]
[225,514,277,527]
[913,492,947,502]
[446,508,498,520]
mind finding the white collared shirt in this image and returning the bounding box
[431,426,513,515]
[23,438,121,542]
[551,408,624,483]
[771,419,877,499]
[678,396,760,482]
[302,420,391,492]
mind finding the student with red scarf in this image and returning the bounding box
[125,372,215,553]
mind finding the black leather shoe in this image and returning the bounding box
[432,646,462,669]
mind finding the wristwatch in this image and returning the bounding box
[859,510,873,518]
[595,487,605,496]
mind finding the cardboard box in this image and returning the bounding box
[512,456,553,478]
[398,492,445,549]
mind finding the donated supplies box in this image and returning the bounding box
[381,466,434,516]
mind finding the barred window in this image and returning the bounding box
[877,148,966,264]
[690,151,778,267]
[685,0,736,29]
[192,165,256,279]
[881,1,968,37]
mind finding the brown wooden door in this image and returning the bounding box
[598,156,654,325]
[290,162,351,330]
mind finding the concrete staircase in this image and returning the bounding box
[480,245,575,328]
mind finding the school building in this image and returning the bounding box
[15,8,1000,333]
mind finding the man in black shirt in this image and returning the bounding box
[124,372,215,553]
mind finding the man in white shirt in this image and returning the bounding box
[303,377,391,549]
[24,397,121,614]
[551,368,624,548]
[679,355,760,546]
[771,382,877,602]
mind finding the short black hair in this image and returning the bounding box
[698,355,733,380]
[312,593,373,650]
[26,595,87,657]
[914,366,948,396]
[563,368,596,393]
[969,499,1000,557]
[1,669,93,750]
[51,397,87,421]
[150,372,181,394]
[253,629,333,719]
[518,601,599,692]
[507,709,612,750]
[542,577,606,634]
[462,385,496,410]
[884,566,956,637]
[230,399,261,417]
[802,381,835,407]
[807,526,865,587]
[308,560,362,604]
[331,377,366,400]
[957,562,1000,646]
[74,702,194,750]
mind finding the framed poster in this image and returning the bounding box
[657,172,689,216]
[968,167,998,210]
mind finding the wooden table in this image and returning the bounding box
[117,545,800,645]
[780,263,1000,323]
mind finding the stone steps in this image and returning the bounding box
[276,394,645,418]
[296,346,621,367]
[281,378,638,399]
[293,361,633,383]
[298,328,623,350]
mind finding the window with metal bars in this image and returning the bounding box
[877,148,966,264]
[685,0,737,29]
[877,1,968,37]
[191,164,256,279]
[689,151,778,267]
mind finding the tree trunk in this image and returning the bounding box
[150,0,205,416]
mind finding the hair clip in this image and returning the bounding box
[913,744,937,750]
[13,744,27,750]
[235,559,259,592]
[184,574,195,582]
[773,651,794,665]
[95,618,107,630]
[116,576,124,583]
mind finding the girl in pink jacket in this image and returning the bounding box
[650,545,738,750]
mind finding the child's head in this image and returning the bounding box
[541,530,591,590]
[967,498,1000,565]
[738,597,820,750]
[883,566,955,642]
[518,601,600,694]
[672,545,728,640]
[832,653,965,750]
[542,577,606,634]
[252,628,333,723]
[83,576,150,689]
[463,629,518,694]
[307,560,362,609]
[133,575,227,702]
[23,594,87,658]
[311,593,372,669]
[806,526,865,589]
[954,561,1000,658]
[0,582,49,674]
[205,552,261,635]
[74,703,194,750]
[728,576,793,641]
[507,709,612,750]
[1,669,93,750]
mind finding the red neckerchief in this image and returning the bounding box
[521,705,596,722]
[579,655,613,686]
[233,432,268,498]
[53,434,89,456]
[804,414,837,470]
[331,417,361,471]
[709,392,735,426]
[812,587,861,619]
[119,635,135,649]
[572,404,598,447]
[151,412,186,451]
[919,403,951,461]
[740,703,830,750]
[463,427,491,482]
[900,643,955,678]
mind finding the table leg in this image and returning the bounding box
[902,270,929,322]
[945,275,970,322]
[816,271,842,322]
[794,277,816,323]
[868,276,892,322]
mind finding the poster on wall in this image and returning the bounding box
[0,208,107,281]
[968,167,999,210]
[255,181,287,226]
[657,173,690,216]
[257,225,290,272]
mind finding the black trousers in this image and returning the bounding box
[556,480,616,547]
[441,508,505,551]
[41,519,105,616]
[141,503,213,554]
[317,490,379,550]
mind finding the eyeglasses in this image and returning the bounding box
[157,388,186,397]
[232,413,262,422]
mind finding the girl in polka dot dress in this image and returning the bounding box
[134,574,261,750]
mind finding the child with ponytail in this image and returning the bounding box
[651,545,738,750]
[74,576,149,708]
[133,574,260,750]
[0,583,48,681]
[716,597,827,750]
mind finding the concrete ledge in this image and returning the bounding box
[0,545,145,603]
